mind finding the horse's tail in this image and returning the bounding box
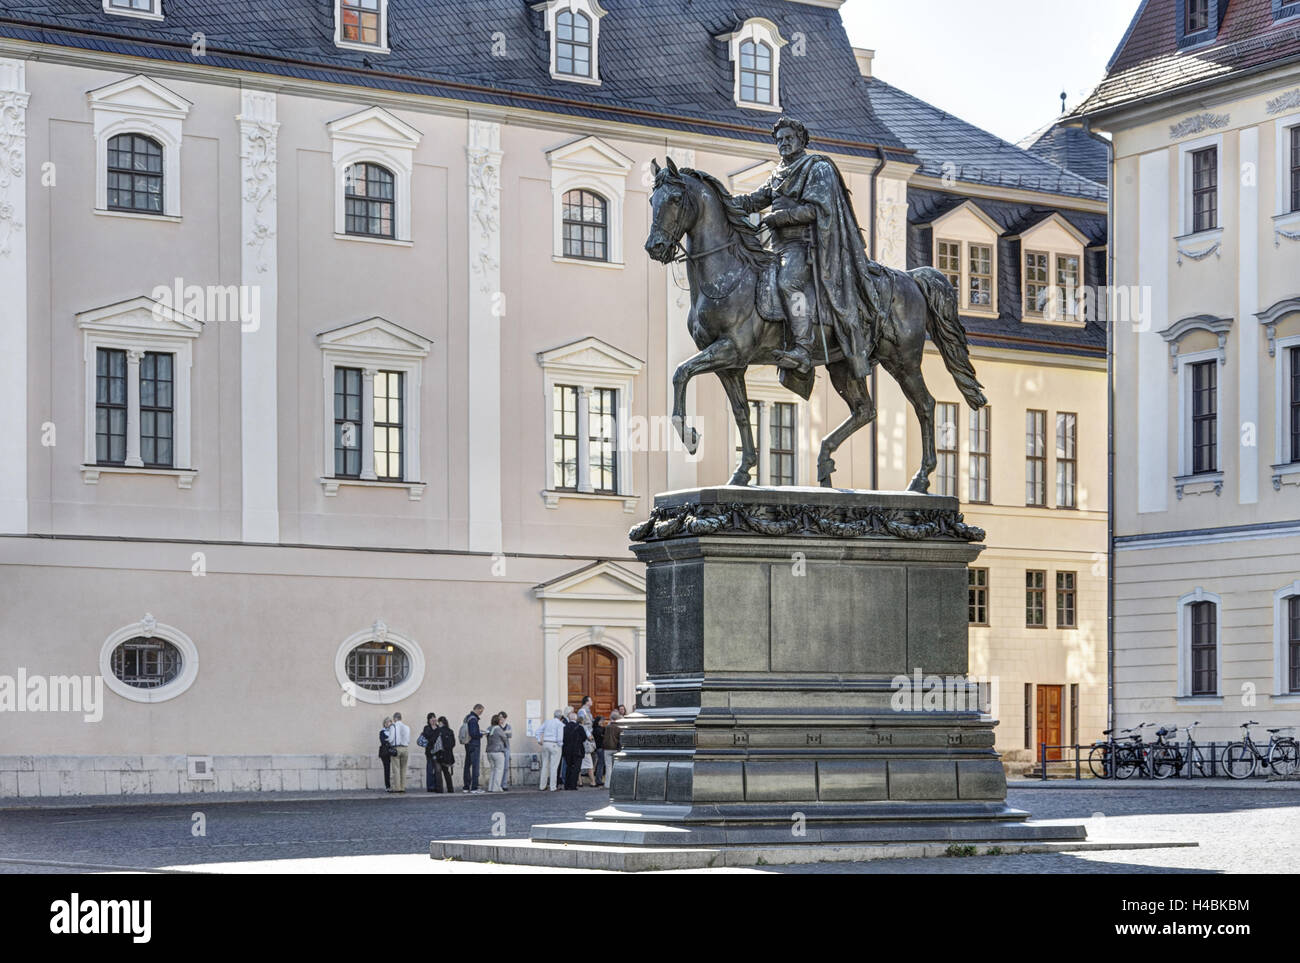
[912,266,987,409]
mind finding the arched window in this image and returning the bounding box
[106,133,164,214]
[110,636,183,689]
[556,10,592,77]
[562,189,608,261]
[345,639,410,691]
[739,39,773,105]
[344,162,395,238]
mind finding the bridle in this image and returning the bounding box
[654,173,747,300]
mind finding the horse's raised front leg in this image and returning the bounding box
[671,340,740,456]
[818,361,877,488]
[715,368,756,486]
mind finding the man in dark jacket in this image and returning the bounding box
[462,704,485,793]
[562,711,586,790]
[421,712,440,793]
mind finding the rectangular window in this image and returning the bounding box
[1023,683,1033,750]
[95,347,128,466]
[1025,409,1047,506]
[1191,146,1218,233]
[936,239,961,290]
[1055,412,1077,508]
[1291,126,1300,214]
[1290,596,1300,694]
[589,387,619,493]
[552,385,579,491]
[373,370,403,481]
[1187,0,1209,33]
[340,0,382,46]
[1026,570,1047,628]
[1055,254,1080,321]
[333,367,362,478]
[1056,571,1077,628]
[1191,360,1217,474]
[1024,251,1049,316]
[1290,347,1300,464]
[935,402,959,497]
[1070,683,1079,748]
[969,406,990,503]
[1190,600,1217,696]
[769,402,796,486]
[968,243,993,309]
[968,568,988,625]
[138,351,174,468]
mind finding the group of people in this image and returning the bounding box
[376,698,625,795]
[537,697,625,792]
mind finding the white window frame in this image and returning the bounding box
[1177,132,1224,239]
[546,134,632,266]
[334,0,390,54]
[333,620,425,706]
[1273,333,1300,488]
[1172,344,1226,491]
[1274,111,1300,229]
[1014,213,1089,325]
[103,0,164,22]
[534,0,607,86]
[929,201,1000,318]
[718,18,787,112]
[327,106,421,245]
[88,75,190,220]
[1176,588,1223,701]
[1273,581,1300,699]
[77,295,201,488]
[538,337,643,511]
[317,317,431,499]
[100,614,199,705]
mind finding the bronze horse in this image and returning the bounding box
[644,157,986,492]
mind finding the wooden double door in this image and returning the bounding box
[1036,684,1063,761]
[567,644,619,720]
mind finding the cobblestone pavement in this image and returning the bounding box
[0,784,1295,873]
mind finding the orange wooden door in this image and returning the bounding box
[1036,685,1063,761]
[567,645,618,720]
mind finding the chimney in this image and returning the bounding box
[853,47,874,78]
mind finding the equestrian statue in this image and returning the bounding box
[644,116,986,492]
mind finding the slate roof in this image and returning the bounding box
[864,77,1108,202]
[1017,120,1110,186]
[907,188,1109,358]
[1075,0,1300,117]
[0,0,911,159]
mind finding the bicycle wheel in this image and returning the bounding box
[1224,742,1257,780]
[1114,746,1140,779]
[1088,745,1112,779]
[1268,740,1300,777]
[1188,746,1209,778]
[1150,745,1178,779]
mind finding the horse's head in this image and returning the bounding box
[645,157,697,263]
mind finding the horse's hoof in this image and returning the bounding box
[684,427,700,455]
[907,477,931,494]
[728,470,752,487]
[817,458,836,488]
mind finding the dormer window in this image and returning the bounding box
[536,1,607,86]
[335,0,389,54]
[927,200,1001,318]
[1177,0,1221,47]
[719,18,787,111]
[1012,213,1089,325]
[103,0,163,21]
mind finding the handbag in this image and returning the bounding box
[417,732,429,748]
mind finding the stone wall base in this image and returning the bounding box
[0,752,544,798]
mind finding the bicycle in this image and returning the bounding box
[1223,721,1300,779]
[1089,723,1152,779]
[1150,721,1209,779]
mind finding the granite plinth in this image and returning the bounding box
[531,488,1085,854]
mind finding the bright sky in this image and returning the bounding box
[840,0,1140,144]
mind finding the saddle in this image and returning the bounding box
[756,260,784,323]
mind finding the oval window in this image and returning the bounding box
[345,640,410,691]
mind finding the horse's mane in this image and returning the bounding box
[663,166,774,269]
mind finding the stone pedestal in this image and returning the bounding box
[532,487,1084,848]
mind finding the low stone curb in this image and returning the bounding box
[1008,778,1300,789]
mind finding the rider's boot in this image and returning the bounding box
[773,315,815,376]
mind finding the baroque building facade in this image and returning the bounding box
[1077,0,1300,745]
[0,0,1106,796]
